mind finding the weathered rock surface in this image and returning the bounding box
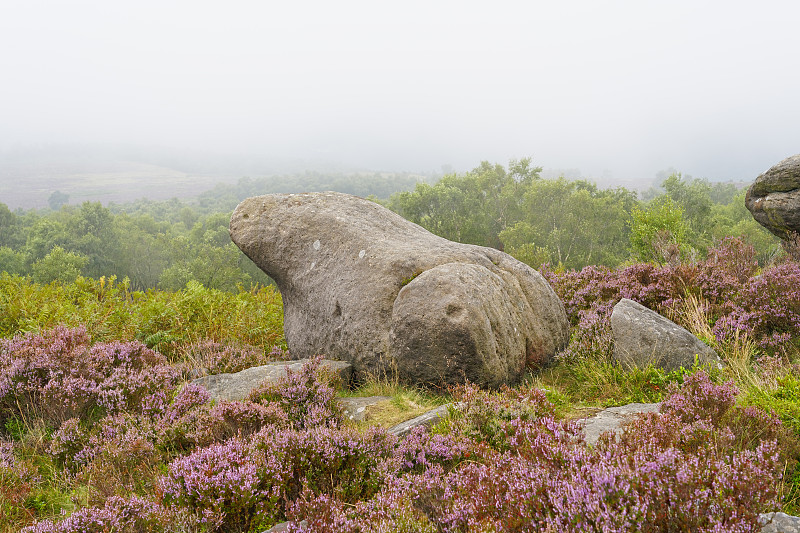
[191,359,352,402]
[745,154,800,240]
[611,298,721,372]
[580,402,661,446]
[230,192,569,388]
[263,521,306,533]
[387,404,452,436]
[760,512,800,533]
[337,396,391,422]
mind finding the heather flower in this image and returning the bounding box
[181,339,281,376]
[284,378,781,532]
[662,370,737,425]
[0,438,16,468]
[0,326,181,427]
[20,495,198,533]
[160,436,285,532]
[248,355,342,430]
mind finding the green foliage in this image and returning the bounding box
[710,190,781,264]
[629,196,692,265]
[31,247,88,285]
[499,179,635,269]
[47,191,69,211]
[0,274,284,356]
[661,173,713,235]
[537,358,715,408]
[0,247,27,276]
[743,374,800,436]
[389,158,539,249]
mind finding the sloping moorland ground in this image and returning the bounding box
[1,237,800,532]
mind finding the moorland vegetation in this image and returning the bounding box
[1,161,799,531]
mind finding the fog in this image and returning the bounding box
[2,1,799,190]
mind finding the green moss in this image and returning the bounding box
[399,270,424,288]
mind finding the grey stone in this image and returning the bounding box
[388,404,452,436]
[580,402,661,446]
[337,396,391,422]
[191,359,352,402]
[760,512,800,533]
[745,154,800,240]
[230,192,569,389]
[263,521,307,533]
[611,298,721,373]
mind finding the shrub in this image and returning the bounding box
[0,327,180,429]
[160,437,282,532]
[0,440,41,531]
[179,339,285,376]
[287,376,782,532]
[0,274,285,357]
[20,495,197,533]
[248,356,342,430]
[545,238,800,358]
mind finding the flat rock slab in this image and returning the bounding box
[230,192,569,389]
[337,396,392,422]
[263,521,307,533]
[581,402,661,446]
[611,298,721,372]
[388,404,452,436]
[191,359,352,402]
[760,512,800,533]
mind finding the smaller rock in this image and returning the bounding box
[611,298,721,372]
[388,404,452,436]
[263,520,307,533]
[580,402,661,446]
[191,359,352,402]
[760,512,800,533]
[337,396,391,422]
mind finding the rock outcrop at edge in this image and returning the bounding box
[745,154,800,240]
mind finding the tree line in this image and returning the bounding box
[0,161,779,290]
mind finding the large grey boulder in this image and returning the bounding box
[191,359,352,402]
[611,298,721,372]
[745,154,800,240]
[230,192,569,389]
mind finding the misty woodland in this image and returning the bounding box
[2,155,800,532]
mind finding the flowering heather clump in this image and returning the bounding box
[444,383,555,449]
[662,370,738,425]
[158,383,212,427]
[248,356,342,430]
[251,425,396,505]
[156,384,289,454]
[392,427,472,475]
[282,377,781,532]
[20,495,197,533]
[166,400,289,452]
[49,412,162,505]
[545,238,800,357]
[0,439,14,468]
[711,262,800,354]
[160,425,397,531]
[160,437,283,532]
[0,326,181,428]
[182,339,284,376]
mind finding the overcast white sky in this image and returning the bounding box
[1,0,799,183]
